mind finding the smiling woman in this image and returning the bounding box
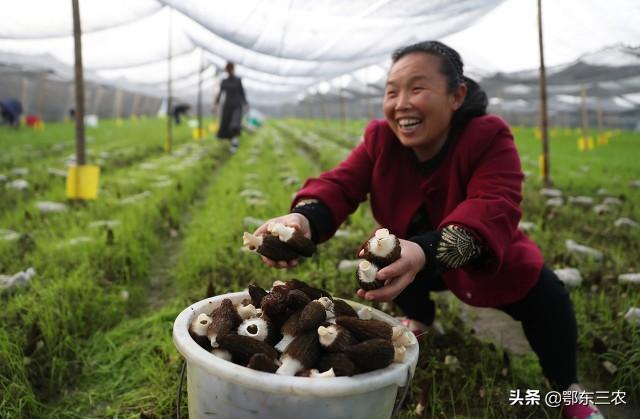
[249,40,604,419]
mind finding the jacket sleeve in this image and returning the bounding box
[291,121,378,242]
[439,125,523,274]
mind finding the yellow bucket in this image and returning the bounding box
[66,165,100,200]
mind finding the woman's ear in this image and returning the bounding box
[451,83,468,110]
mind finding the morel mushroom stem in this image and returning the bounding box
[190,313,212,337]
[309,368,336,378]
[276,355,304,376]
[357,260,382,291]
[238,318,269,342]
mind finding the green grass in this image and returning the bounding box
[1,118,638,418]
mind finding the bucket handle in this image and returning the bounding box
[391,369,412,419]
[176,360,187,419]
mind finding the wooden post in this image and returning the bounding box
[21,77,29,116]
[597,106,604,136]
[131,94,141,117]
[72,0,86,165]
[138,96,146,117]
[113,90,124,119]
[580,85,589,141]
[166,7,173,152]
[537,0,551,186]
[36,72,48,119]
[66,82,74,120]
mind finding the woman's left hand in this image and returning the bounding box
[356,239,426,302]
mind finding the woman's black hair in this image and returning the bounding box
[391,40,488,130]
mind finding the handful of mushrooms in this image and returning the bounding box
[188,279,416,377]
[243,222,316,261]
[356,228,401,291]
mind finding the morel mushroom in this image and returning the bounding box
[267,222,316,257]
[336,316,393,341]
[276,332,321,376]
[208,299,242,348]
[189,313,213,350]
[361,228,401,268]
[345,338,395,372]
[217,334,278,365]
[317,324,354,352]
[242,222,316,261]
[356,260,383,291]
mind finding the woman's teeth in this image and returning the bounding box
[398,118,421,129]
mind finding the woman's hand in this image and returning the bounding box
[356,239,426,302]
[254,213,311,269]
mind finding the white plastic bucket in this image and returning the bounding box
[173,291,419,419]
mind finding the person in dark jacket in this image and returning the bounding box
[251,41,603,419]
[0,98,23,127]
[172,103,190,124]
[215,62,248,153]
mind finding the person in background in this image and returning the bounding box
[172,103,191,124]
[215,62,248,153]
[252,41,604,419]
[0,98,23,127]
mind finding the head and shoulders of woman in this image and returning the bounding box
[367,40,510,161]
[222,61,243,86]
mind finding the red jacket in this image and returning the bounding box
[293,115,544,307]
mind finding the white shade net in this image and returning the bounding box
[0,0,638,123]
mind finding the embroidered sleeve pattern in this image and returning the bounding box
[436,224,482,269]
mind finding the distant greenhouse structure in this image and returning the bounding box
[0,0,638,130]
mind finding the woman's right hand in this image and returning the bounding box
[254,213,311,269]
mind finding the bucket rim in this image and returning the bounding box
[173,291,419,397]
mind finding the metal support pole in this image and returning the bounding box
[537,0,550,186]
[72,0,86,165]
[166,7,173,152]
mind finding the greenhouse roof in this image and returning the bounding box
[0,0,638,112]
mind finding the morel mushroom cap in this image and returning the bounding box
[361,228,401,268]
[335,316,393,341]
[267,222,316,257]
[217,334,278,365]
[286,289,311,310]
[333,299,359,318]
[285,279,333,301]
[242,232,300,261]
[247,353,279,373]
[276,332,321,376]
[316,352,357,377]
[248,283,268,308]
[345,338,395,372]
[208,299,242,348]
[260,287,290,322]
[298,301,327,333]
[317,324,354,352]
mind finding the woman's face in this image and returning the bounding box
[383,52,466,160]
